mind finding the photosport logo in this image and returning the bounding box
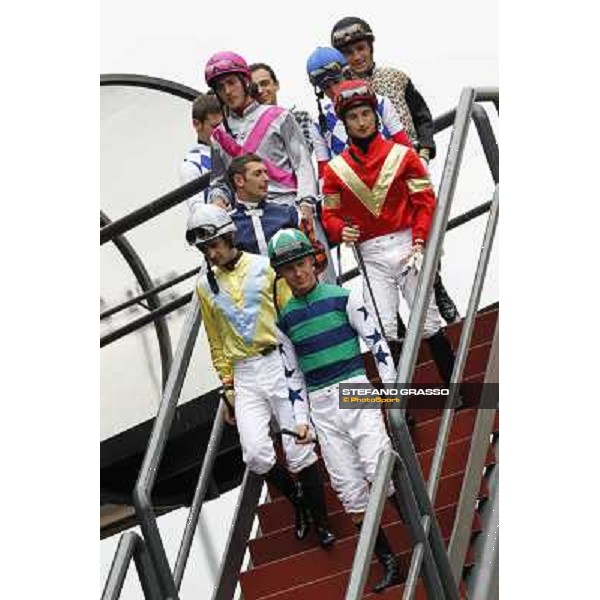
[338,382,499,410]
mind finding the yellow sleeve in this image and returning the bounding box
[196,285,233,385]
[275,278,293,313]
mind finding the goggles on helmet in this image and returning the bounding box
[332,23,372,48]
[308,61,345,88]
[186,223,228,247]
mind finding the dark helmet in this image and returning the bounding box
[331,17,375,50]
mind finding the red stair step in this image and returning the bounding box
[362,578,469,600]
[365,308,498,379]
[415,308,498,365]
[244,512,480,600]
[263,548,473,600]
[410,407,478,453]
[412,341,492,385]
[269,403,492,501]
[405,372,492,425]
[260,436,496,535]
[251,471,488,566]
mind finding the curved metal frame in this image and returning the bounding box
[100,73,200,101]
[100,73,201,388]
[101,211,173,389]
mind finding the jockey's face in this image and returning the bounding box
[278,256,317,296]
[193,112,222,143]
[341,40,373,75]
[251,68,279,105]
[234,161,269,202]
[201,236,237,267]
[214,74,250,112]
[344,105,377,139]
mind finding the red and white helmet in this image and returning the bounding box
[333,80,377,118]
[204,51,251,88]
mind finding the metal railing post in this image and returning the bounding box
[174,400,226,588]
[390,86,477,401]
[132,538,163,600]
[212,469,264,600]
[102,532,138,600]
[345,450,395,599]
[404,184,499,594]
[388,87,477,600]
[448,321,499,583]
[391,463,445,599]
[467,439,499,600]
[102,532,161,600]
[132,294,203,599]
[471,104,499,184]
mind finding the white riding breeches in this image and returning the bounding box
[233,350,318,475]
[359,230,442,340]
[309,377,394,513]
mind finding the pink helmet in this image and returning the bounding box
[204,51,251,87]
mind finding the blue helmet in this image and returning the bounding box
[306,47,348,90]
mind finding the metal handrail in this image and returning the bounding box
[102,532,161,600]
[100,198,495,348]
[101,292,192,348]
[128,294,202,599]
[173,401,226,588]
[403,184,499,594]
[101,266,201,320]
[345,87,498,599]
[346,448,445,598]
[99,89,497,252]
[448,321,499,584]
[100,211,173,390]
[100,173,210,245]
[101,89,499,599]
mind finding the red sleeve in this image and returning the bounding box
[402,149,436,242]
[391,130,413,149]
[321,164,346,244]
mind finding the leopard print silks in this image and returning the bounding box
[367,67,417,142]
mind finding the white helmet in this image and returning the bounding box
[186,204,236,247]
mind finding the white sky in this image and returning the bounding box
[100,1,498,597]
[101,0,498,116]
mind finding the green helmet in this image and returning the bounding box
[268,228,315,269]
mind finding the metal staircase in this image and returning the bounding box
[100,84,499,599]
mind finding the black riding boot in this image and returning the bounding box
[356,522,401,593]
[388,492,405,524]
[388,339,403,368]
[298,462,336,547]
[426,330,463,408]
[387,340,415,427]
[434,270,460,325]
[265,463,309,540]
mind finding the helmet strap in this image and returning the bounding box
[314,87,328,136]
[206,267,220,294]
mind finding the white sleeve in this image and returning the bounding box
[346,288,397,383]
[209,143,228,187]
[311,122,332,163]
[280,112,318,202]
[276,326,310,425]
[180,160,207,211]
[381,96,405,137]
